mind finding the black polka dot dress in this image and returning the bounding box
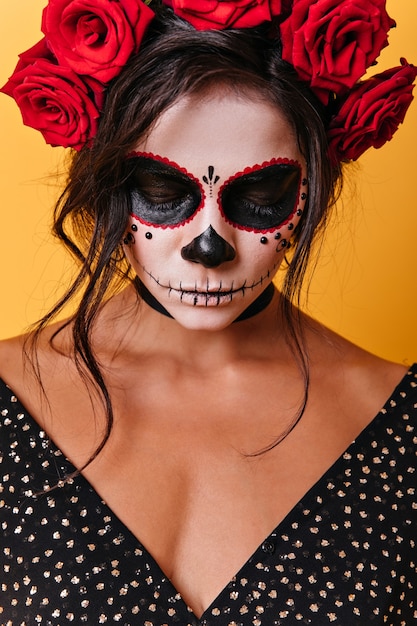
[1,367,417,625]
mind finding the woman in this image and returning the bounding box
[1,0,416,623]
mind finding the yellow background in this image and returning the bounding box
[1,0,416,364]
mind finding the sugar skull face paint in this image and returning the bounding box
[123,91,308,330]
[219,159,301,232]
[127,153,302,233]
[127,154,204,227]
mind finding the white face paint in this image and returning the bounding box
[123,90,308,330]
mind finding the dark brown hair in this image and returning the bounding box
[30,3,343,465]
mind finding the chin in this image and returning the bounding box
[164,301,251,332]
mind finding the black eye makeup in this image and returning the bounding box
[126,152,204,227]
[125,153,303,232]
[219,159,302,232]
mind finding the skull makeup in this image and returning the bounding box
[123,91,308,330]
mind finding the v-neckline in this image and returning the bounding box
[1,364,416,622]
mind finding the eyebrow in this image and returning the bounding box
[221,158,301,187]
[127,152,200,185]
[127,153,301,192]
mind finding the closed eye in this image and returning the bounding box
[136,171,190,202]
[220,161,301,231]
[238,198,280,216]
[126,154,203,227]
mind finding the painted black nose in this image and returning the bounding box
[181,225,236,268]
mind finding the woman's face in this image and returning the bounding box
[123,90,307,330]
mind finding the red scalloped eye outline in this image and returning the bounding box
[126,151,206,229]
[218,157,302,234]
[126,153,303,233]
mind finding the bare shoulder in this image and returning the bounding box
[0,321,74,422]
[0,288,136,412]
[0,333,27,388]
[0,320,64,374]
[304,315,409,416]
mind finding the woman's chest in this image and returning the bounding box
[3,403,417,624]
[78,399,368,616]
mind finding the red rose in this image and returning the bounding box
[163,0,282,30]
[280,0,395,104]
[42,0,154,82]
[1,39,104,150]
[328,60,417,162]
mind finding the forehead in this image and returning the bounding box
[135,90,302,178]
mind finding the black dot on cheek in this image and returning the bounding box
[260,236,268,245]
[301,192,307,200]
[131,224,138,232]
[145,232,153,240]
[287,223,294,231]
[274,232,281,240]
[123,232,135,245]
[297,209,303,216]
[302,178,308,186]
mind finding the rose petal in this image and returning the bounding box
[42,0,154,81]
[163,0,282,30]
[328,60,417,161]
[1,39,104,149]
[280,0,394,102]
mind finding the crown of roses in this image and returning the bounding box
[1,0,416,162]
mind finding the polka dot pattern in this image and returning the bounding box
[1,367,417,625]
